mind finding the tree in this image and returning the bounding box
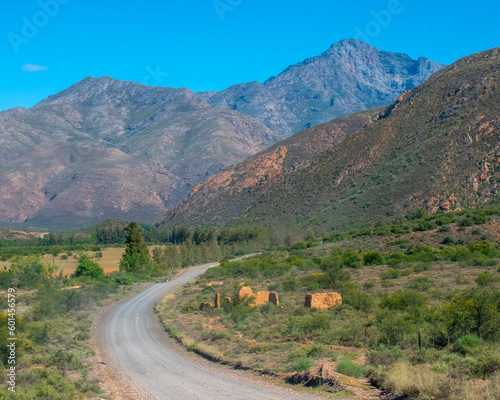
[9,255,56,288]
[119,222,151,273]
[75,254,103,279]
[442,289,500,340]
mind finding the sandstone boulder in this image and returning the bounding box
[214,292,221,308]
[305,293,342,310]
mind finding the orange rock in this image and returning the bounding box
[304,293,342,310]
[223,297,232,306]
[214,293,221,308]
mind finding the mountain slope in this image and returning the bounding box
[205,39,444,137]
[160,47,500,229]
[157,106,383,227]
[0,77,281,228]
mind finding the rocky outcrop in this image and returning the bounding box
[305,293,342,310]
[214,293,221,308]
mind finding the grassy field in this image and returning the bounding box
[0,245,168,276]
[0,247,126,275]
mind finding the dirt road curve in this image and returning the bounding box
[96,261,323,400]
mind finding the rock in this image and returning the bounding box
[223,297,232,306]
[214,293,221,308]
[305,293,342,310]
[286,362,344,392]
[199,302,213,311]
[269,292,279,306]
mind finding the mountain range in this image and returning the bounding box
[0,39,444,228]
[159,47,500,230]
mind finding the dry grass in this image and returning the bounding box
[385,363,500,400]
[0,246,171,275]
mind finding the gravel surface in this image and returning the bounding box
[96,262,326,400]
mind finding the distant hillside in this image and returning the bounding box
[160,47,500,230]
[0,77,280,228]
[204,39,444,137]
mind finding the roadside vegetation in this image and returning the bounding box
[159,209,500,399]
[1,207,500,398]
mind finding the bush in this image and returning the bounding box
[283,276,301,292]
[363,251,385,265]
[380,290,428,310]
[49,349,83,371]
[296,358,313,372]
[476,272,500,287]
[337,357,365,378]
[406,277,432,291]
[442,236,457,245]
[28,323,51,345]
[454,335,484,355]
[367,346,405,366]
[75,254,104,279]
[343,249,362,269]
[471,353,500,378]
[380,269,401,280]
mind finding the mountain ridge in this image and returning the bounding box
[159,47,500,230]
[0,39,446,228]
[204,38,445,137]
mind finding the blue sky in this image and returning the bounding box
[1,0,498,111]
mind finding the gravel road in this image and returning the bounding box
[96,261,325,400]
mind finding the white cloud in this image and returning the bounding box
[22,64,49,72]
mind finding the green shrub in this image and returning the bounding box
[337,357,365,378]
[363,251,385,265]
[296,358,313,371]
[49,349,83,371]
[343,249,362,269]
[75,254,104,279]
[367,346,405,366]
[470,353,500,378]
[406,277,432,291]
[380,269,401,280]
[283,276,301,292]
[380,290,428,310]
[454,335,484,355]
[476,272,500,287]
[442,236,457,245]
[28,323,51,345]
